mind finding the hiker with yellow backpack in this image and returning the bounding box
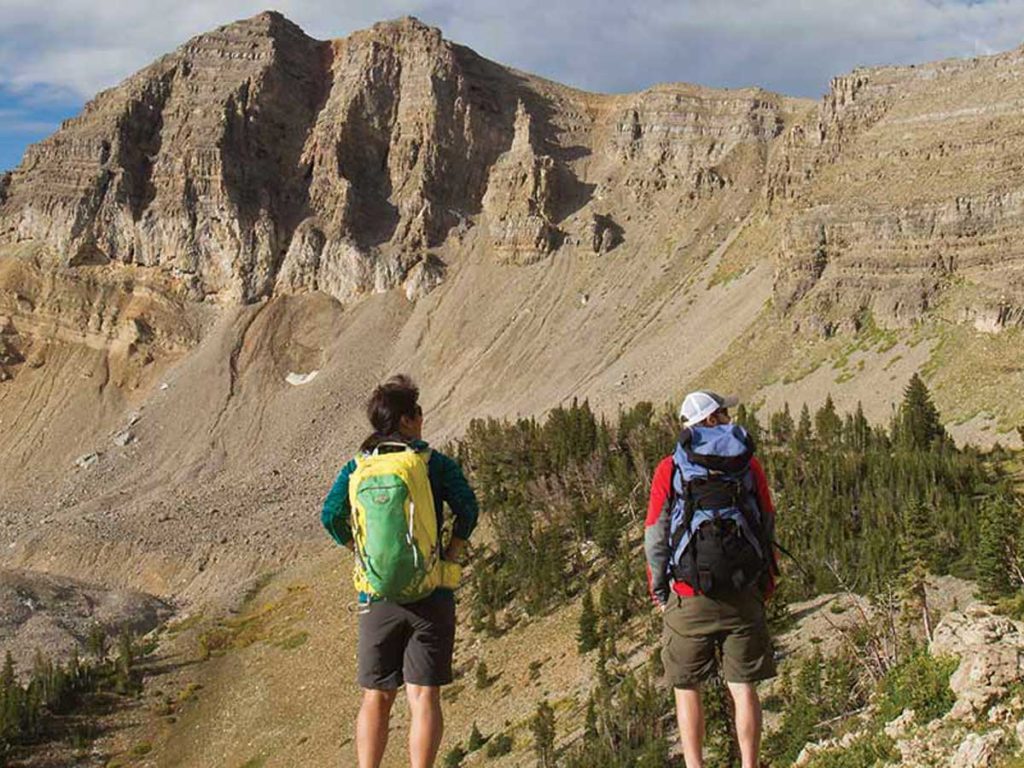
[322,375,479,768]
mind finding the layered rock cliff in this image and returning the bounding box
[768,51,1024,334]
[0,12,795,308]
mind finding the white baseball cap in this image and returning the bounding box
[679,391,739,427]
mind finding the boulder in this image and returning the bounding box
[930,607,1024,719]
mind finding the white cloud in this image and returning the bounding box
[0,0,1023,100]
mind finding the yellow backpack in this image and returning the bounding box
[348,443,444,602]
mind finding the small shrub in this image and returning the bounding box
[803,733,895,768]
[468,722,486,751]
[475,659,492,689]
[528,660,543,681]
[876,649,958,723]
[485,732,513,757]
[443,744,466,767]
[130,742,152,757]
[275,631,309,650]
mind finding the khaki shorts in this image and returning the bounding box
[661,589,776,688]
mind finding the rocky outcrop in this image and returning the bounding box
[0,15,520,303]
[0,567,171,677]
[930,606,1024,719]
[770,52,1024,332]
[0,14,799,305]
[7,10,1022,340]
[481,102,560,265]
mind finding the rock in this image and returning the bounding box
[113,430,134,447]
[583,213,623,254]
[1,14,525,304]
[769,53,1024,332]
[403,254,446,300]
[481,101,561,265]
[930,607,1024,719]
[884,708,916,739]
[950,731,1005,768]
[74,453,99,469]
[285,371,319,386]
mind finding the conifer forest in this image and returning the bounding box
[445,375,1024,767]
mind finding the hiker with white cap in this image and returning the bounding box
[644,391,779,768]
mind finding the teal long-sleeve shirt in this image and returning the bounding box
[321,439,479,548]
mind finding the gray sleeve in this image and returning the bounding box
[645,497,674,606]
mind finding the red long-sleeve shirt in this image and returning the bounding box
[644,455,777,603]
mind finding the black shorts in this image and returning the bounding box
[357,590,456,689]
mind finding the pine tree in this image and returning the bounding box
[814,395,843,446]
[583,696,598,741]
[846,401,871,450]
[532,700,556,768]
[894,373,947,450]
[770,403,795,445]
[900,499,937,639]
[86,623,107,660]
[468,722,486,752]
[577,585,599,653]
[794,404,814,449]
[977,495,1021,600]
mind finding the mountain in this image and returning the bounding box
[1,11,1024,766]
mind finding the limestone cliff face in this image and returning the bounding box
[10,11,1022,345]
[0,14,516,304]
[769,51,1024,333]
[0,13,796,309]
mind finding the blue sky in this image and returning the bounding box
[3,0,1024,171]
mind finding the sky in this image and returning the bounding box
[2,0,1024,171]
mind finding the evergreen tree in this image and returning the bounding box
[977,495,1022,600]
[584,696,598,742]
[814,394,843,446]
[577,585,599,653]
[901,499,938,572]
[770,403,795,445]
[532,700,556,768]
[900,499,938,639]
[846,401,871,451]
[86,624,107,660]
[794,404,814,449]
[894,373,947,450]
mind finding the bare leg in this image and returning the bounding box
[675,687,705,768]
[727,682,762,768]
[357,688,398,768]
[407,684,443,768]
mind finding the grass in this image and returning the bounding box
[195,581,312,659]
[274,631,309,651]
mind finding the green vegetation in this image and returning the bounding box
[454,376,1023,766]
[485,731,513,757]
[0,628,148,765]
[876,650,958,723]
[801,732,896,768]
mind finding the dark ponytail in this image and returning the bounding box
[360,374,421,452]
